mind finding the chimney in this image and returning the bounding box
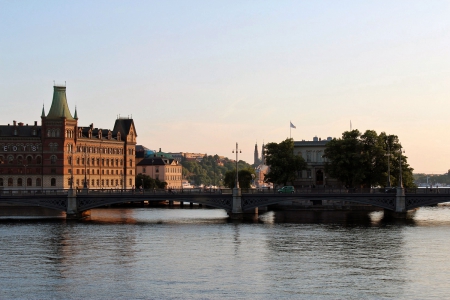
[18,122,24,126]
[34,121,37,126]
[13,120,16,126]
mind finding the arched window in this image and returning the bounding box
[27,178,32,186]
[8,178,13,186]
[56,129,60,137]
[36,178,41,186]
[129,159,132,167]
[17,178,22,186]
[47,130,51,137]
[7,155,13,164]
[51,178,56,186]
[36,156,42,164]
[50,155,57,164]
[27,156,32,164]
[51,130,55,137]
[17,156,23,165]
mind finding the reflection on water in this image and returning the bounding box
[1,206,450,299]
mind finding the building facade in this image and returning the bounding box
[293,137,339,188]
[0,85,137,190]
[136,157,182,189]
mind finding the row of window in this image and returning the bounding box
[72,169,125,175]
[69,157,129,167]
[75,145,124,155]
[0,178,51,187]
[0,155,42,165]
[73,178,123,188]
[47,129,60,138]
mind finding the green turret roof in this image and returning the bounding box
[46,86,74,120]
[41,105,45,117]
[74,106,78,119]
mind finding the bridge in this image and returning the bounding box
[0,187,449,219]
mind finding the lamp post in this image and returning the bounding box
[83,145,89,189]
[398,145,404,188]
[68,146,74,190]
[385,143,391,188]
[232,143,241,188]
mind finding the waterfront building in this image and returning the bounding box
[136,157,182,189]
[0,85,137,190]
[293,136,339,188]
[168,152,207,162]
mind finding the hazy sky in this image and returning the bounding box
[1,1,449,173]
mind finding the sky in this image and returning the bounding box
[0,1,449,173]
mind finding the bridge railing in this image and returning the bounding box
[405,188,450,194]
[0,189,69,196]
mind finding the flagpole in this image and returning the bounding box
[290,121,291,139]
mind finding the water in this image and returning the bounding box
[1,206,450,299]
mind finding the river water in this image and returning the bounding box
[1,206,450,300]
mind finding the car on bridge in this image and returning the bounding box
[277,186,295,194]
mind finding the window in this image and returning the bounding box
[8,178,13,186]
[106,179,109,186]
[27,156,32,164]
[8,156,13,164]
[96,179,99,186]
[129,178,132,186]
[307,169,312,179]
[129,170,132,175]
[91,179,94,187]
[50,155,57,164]
[0,178,3,186]
[51,178,56,186]
[101,179,104,186]
[27,178,32,186]
[129,159,132,167]
[17,178,22,186]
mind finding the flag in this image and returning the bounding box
[290,122,296,129]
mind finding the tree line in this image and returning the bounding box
[263,129,415,188]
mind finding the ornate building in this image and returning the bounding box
[0,85,137,190]
[293,136,338,188]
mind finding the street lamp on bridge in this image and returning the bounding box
[232,143,241,188]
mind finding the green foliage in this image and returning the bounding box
[414,173,450,186]
[136,173,167,189]
[223,169,255,188]
[324,130,415,188]
[264,138,307,186]
[180,155,253,187]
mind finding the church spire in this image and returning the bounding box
[254,142,259,165]
[46,85,74,120]
[41,104,45,118]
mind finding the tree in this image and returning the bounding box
[136,174,167,189]
[264,138,307,186]
[324,130,415,188]
[223,168,255,188]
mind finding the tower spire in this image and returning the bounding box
[74,106,78,120]
[41,104,46,118]
[46,85,74,120]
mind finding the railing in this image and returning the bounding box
[2,187,448,198]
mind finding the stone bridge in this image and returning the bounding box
[0,187,449,219]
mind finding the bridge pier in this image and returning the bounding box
[230,188,243,219]
[66,189,84,220]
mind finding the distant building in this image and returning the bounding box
[0,85,137,190]
[293,136,339,188]
[168,152,207,162]
[136,157,182,189]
